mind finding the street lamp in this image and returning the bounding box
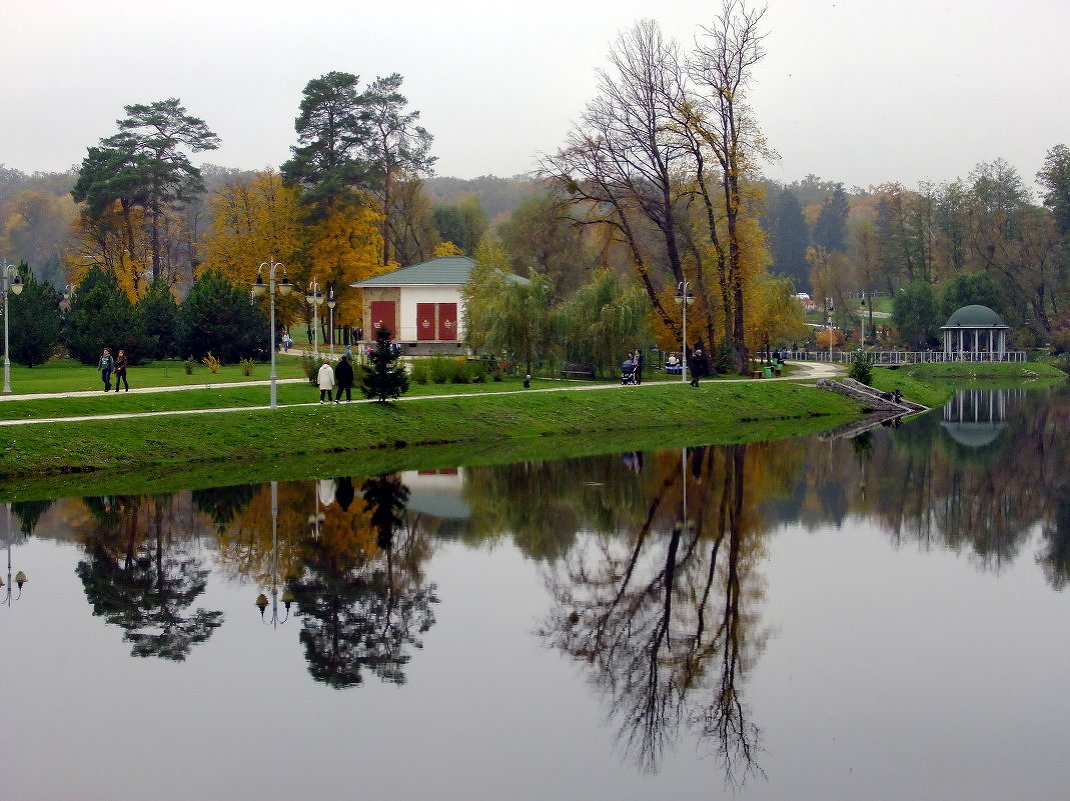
[306,279,325,361]
[1,261,24,395]
[251,260,293,409]
[825,297,834,361]
[327,285,337,355]
[254,481,294,626]
[674,281,695,384]
[2,503,27,606]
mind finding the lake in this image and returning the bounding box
[2,387,1068,800]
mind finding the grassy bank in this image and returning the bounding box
[869,361,1066,407]
[0,380,862,495]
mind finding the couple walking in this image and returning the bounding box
[98,347,129,392]
[317,354,355,404]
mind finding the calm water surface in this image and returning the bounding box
[2,388,1068,800]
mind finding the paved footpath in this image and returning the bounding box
[0,360,841,427]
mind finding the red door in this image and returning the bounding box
[416,303,436,341]
[438,303,458,341]
[370,301,396,339]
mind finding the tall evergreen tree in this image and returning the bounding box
[764,188,811,290]
[174,269,267,362]
[8,262,61,367]
[812,185,850,253]
[73,98,219,282]
[62,265,144,364]
[137,278,179,359]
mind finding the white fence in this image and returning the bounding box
[798,350,1028,364]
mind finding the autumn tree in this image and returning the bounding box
[544,4,773,373]
[0,189,79,287]
[746,273,808,358]
[363,73,436,266]
[73,98,219,286]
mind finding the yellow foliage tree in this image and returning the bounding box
[432,241,464,258]
[307,204,389,330]
[202,170,303,285]
[66,203,157,299]
[745,273,810,358]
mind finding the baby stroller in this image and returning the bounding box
[621,361,639,385]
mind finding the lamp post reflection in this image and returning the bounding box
[2,503,27,605]
[255,481,294,626]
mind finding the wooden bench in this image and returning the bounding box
[561,362,596,379]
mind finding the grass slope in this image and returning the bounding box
[0,381,861,496]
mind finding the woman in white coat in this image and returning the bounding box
[317,360,335,403]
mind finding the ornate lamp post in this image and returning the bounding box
[826,297,834,361]
[2,503,27,606]
[1,261,24,395]
[251,260,293,409]
[306,280,324,361]
[254,481,294,626]
[674,281,694,384]
[327,285,337,355]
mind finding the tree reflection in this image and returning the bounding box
[288,474,437,688]
[540,445,769,786]
[77,495,223,660]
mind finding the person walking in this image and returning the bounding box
[98,347,114,392]
[633,347,643,385]
[113,349,129,392]
[688,348,704,388]
[334,354,354,403]
[317,359,335,403]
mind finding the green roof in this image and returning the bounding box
[941,304,1008,329]
[351,257,475,288]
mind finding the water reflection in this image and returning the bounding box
[538,445,765,785]
[76,495,224,660]
[5,386,1070,795]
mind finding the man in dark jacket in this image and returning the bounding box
[334,355,355,403]
[687,348,704,387]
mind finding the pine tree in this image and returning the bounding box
[360,326,409,402]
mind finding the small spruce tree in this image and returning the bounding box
[361,327,409,403]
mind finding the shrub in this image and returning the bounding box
[847,349,874,385]
[429,356,452,384]
[184,355,197,375]
[202,352,222,373]
[239,357,254,376]
[409,359,430,384]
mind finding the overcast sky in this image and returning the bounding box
[2,0,1067,196]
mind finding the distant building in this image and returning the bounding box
[940,305,1009,360]
[351,255,526,356]
[796,292,816,311]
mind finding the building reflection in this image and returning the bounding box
[940,388,1024,448]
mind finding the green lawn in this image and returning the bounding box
[5,356,309,393]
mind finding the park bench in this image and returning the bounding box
[561,363,596,379]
